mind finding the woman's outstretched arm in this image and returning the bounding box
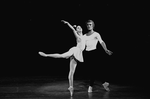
[61,20,80,39]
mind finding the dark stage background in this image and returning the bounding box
[1,1,149,87]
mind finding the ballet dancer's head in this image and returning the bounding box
[75,25,83,36]
[87,20,95,31]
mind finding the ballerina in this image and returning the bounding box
[39,20,86,96]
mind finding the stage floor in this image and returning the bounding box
[0,77,148,99]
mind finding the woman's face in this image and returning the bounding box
[76,26,82,35]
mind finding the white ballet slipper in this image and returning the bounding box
[102,82,110,91]
[88,86,93,93]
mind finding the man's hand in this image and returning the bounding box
[105,50,113,55]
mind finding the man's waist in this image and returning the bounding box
[86,47,96,51]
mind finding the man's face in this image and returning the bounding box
[87,22,93,30]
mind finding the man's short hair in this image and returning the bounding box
[87,20,95,28]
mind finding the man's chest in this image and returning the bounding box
[85,37,98,47]
[85,35,97,44]
[86,39,98,46]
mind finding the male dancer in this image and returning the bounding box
[84,20,112,92]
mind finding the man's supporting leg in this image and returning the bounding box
[87,50,97,92]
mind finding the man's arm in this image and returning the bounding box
[101,42,109,51]
[96,33,112,55]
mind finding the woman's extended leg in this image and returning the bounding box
[39,47,75,58]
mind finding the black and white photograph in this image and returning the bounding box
[1,0,149,99]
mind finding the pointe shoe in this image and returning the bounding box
[102,82,110,91]
[68,86,73,96]
[88,86,93,92]
[68,86,73,90]
[70,90,73,96]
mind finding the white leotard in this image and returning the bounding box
[71,35,86,62]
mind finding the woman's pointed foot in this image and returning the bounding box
[68,86,74,96]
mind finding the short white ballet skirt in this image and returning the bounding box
[69,47,84,62]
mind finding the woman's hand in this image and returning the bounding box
[61,20,68,24]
